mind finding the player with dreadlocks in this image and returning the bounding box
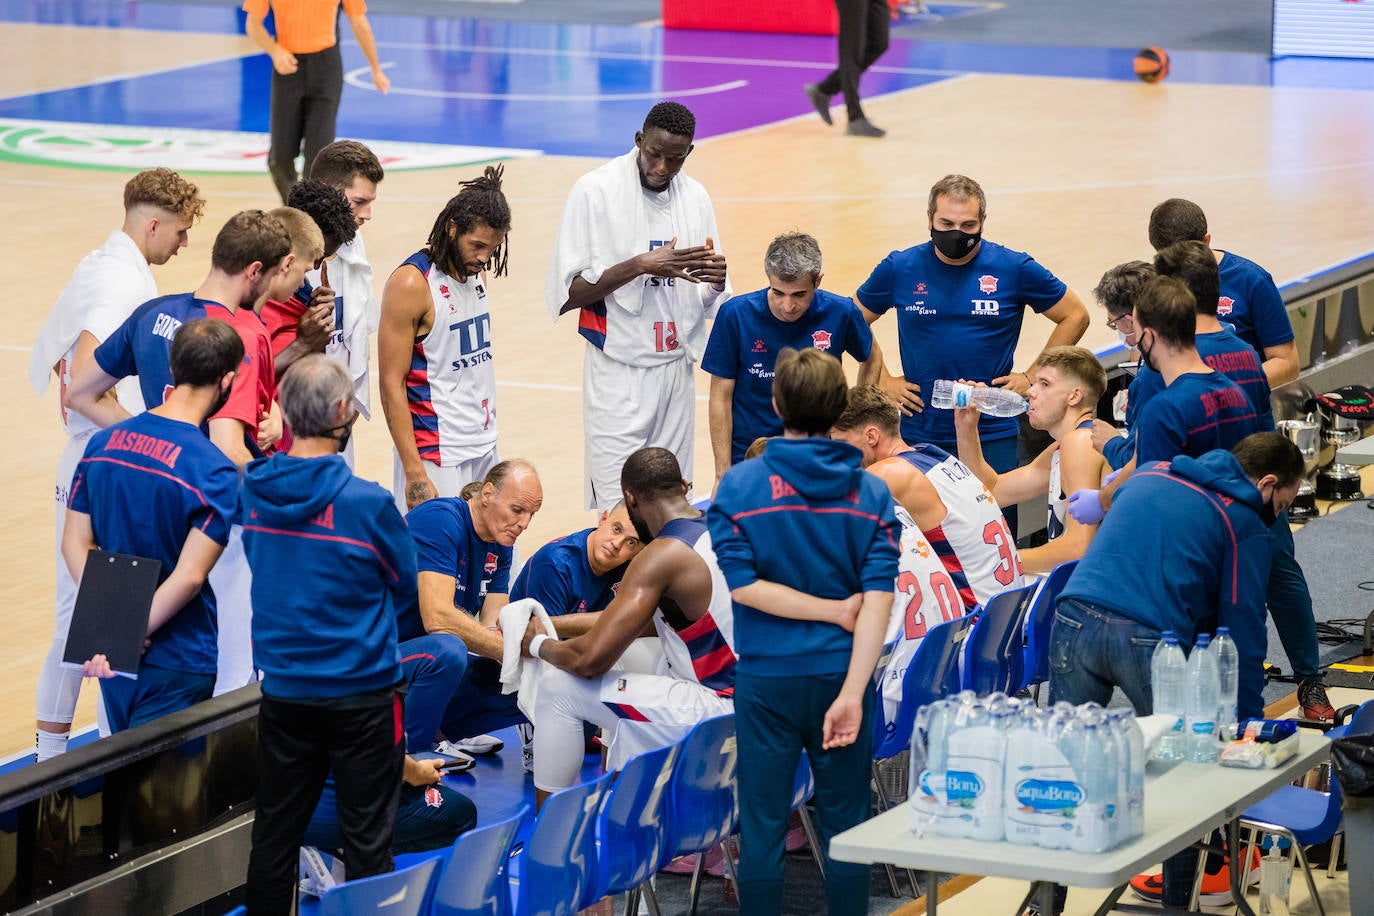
[379,165,514,513]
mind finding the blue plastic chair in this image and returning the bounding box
[791,751,826,879]
[663,714,739,916]
[588,741,681,913]
[959,582,1038,696]
[317,856,439,916]
[430,806,529,916]
[1018,560,1078,696]
[873,615,976,762]
[513,772,614,916]
[1237,699,1374,915]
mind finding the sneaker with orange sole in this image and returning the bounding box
[1129,848,1261,906]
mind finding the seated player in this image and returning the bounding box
[525,448,737,805]
[953,346,1110,575]
[830,386,1023,611]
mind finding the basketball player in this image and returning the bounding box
[1148,198,1299,387]
[65,211,292,424]
[954,346,1110,575]
[830,386,1023,611]
[703,232,877,491]
[379,167,511,512]
[305,141,385,456]
[28,167,204,760]
[69,320,241,732]
[854,174,1089,528]
[546,102,731,510]
[526,447,736,803]
[709,349,899,916]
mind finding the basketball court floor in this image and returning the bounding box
[1,3,1374,907]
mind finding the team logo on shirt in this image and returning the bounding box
[752,339,767,353]
[439,284,452,299]
[972,300,1000,316]
[1217,296,1234,317]
[916,282,928,294]
[812,329,833,351]
[978,275,998,294]
[484,552,498,574]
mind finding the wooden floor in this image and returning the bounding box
[3,22,1374,756]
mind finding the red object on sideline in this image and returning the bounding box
[662,0,839,36]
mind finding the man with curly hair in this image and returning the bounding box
[379,166,512,513]
[28,167,205,761]
[547,102,731,510]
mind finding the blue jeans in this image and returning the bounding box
[399,634,469,752]
[1047,597,1158,716]
[1267,511,1320,680]
[100,664,215,733]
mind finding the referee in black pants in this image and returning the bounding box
[805,0,891,138]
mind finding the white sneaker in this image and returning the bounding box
[432,743,479,767]
[298,846,337,898]
[441,733,504,756]
[518,722,535,774]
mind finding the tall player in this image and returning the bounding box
[379,167,512,512]
[830,386,1023,612]
[954,347,1110,575]
[546,102,731,509]
[28,167,205,760]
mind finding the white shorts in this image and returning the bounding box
[582,344,695,511]
[532,661,731,792]
[39,430,96,725]
[210,525,256,696]
[392,445,500,517]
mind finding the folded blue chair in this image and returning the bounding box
[317,857,439,916]
[430,806,529,916]
[589,742,681,914]
[663,714,739,916]
[513,772,614,916]
[1018,560,1078,697]
[960,582,1038,696]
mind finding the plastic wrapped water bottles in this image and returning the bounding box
[1058,708,1119,852]
[1214,627,1239,741]
[929,379,1028,417]
[1108,708,1146,841]
[1151,632,1188,762]
[1185,633,1221,763]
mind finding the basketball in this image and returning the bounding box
[1134,47,1170,83]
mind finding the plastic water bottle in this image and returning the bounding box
[1151,633,1187,762]
[1108,709,1146,840]
[1058,712,1118,852]
[1185,633,1220,763]
[1214,627,1239,741]
[910,699,954,834]
[929,379,1028,417]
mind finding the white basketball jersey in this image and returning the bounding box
[896,444,1024,610]
[401,251,497,466]
[652,516,738,696]
[881,505,968,728]
[1047,446,1068,540]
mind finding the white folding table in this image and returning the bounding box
[831,732,1330,915]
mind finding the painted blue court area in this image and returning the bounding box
[4,0,1374,161]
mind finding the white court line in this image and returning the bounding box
[0,50,258,105]
[345,63,749,102]
[0,344,34,352]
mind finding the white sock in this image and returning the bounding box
[36,729,69,762]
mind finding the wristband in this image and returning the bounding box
[529,634,550,659]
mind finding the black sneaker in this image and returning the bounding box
[846,117,886,138]
[1299,678,1336,721]
[804,83,834,126]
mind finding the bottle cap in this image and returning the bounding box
[1216,627,1229,636]
[1195,633,1211,647]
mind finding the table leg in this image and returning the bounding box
[1036,881,1056,915]
[1091,883,1127,916]
[927,870,940,916]
[1227,818,1258,916]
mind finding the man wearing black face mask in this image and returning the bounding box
[853,174,1089,531]
[242,353,418,912]
[69,319,243,732]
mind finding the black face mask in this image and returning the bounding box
[327,413,359,453]
[1138,331,1158,373]
[1259,495,1278,527]
[209,381,233,419]
[930,227,981,260]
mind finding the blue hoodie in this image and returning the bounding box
[1059,449,1272,718]
[241,453,414,700]
[708,437,900,678]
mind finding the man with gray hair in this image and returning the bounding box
[241,354,416,911]
[703,231,878,490]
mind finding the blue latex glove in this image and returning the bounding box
[1102,467,1123,487]
[1066,489,1105,526]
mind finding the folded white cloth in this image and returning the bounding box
[498,598,557,720]
[309,234,378,419]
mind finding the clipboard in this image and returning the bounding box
[63,549,162,677]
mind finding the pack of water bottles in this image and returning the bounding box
[907,691,1146,853]
[1149,627,1240,764]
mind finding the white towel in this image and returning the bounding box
[544,149,730,347]
[498,598,557,720]
[309,234,378,419]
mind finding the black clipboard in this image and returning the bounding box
[63,549,162,677]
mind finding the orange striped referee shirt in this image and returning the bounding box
[242,0,368,55]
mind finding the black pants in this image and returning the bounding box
[817,0,891,122]
[245,692,405,915]
[267,43,343,203]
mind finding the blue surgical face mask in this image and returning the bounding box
[1117,329,1131,348]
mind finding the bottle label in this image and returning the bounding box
[945,769,984,803]
[1190,721,1216,736]
[1014,779,1084,812]
[954,387,970,408]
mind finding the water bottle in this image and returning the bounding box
[930,379,1028,417]
[1059,712,1118,852]
[1214,627,1239,741]
[1151,633,1188,762]
[1108,709,1146,840]
[910,699,952,834]
[1185,634,1220,763]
